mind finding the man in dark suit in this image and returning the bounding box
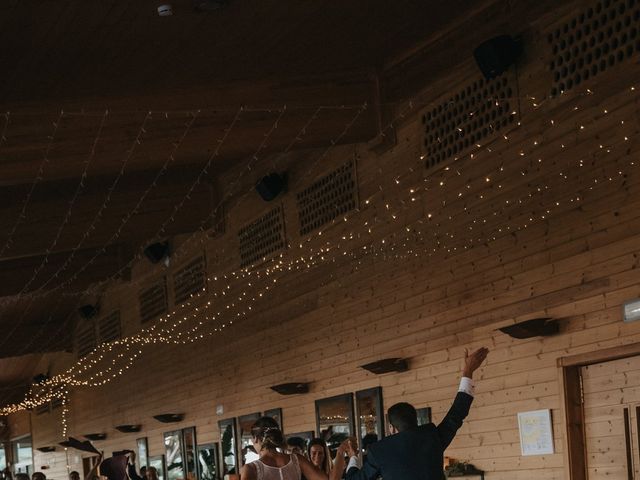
[340,347,489,480]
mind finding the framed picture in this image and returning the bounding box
[218,418,238,476]
[237,413,260,465]
[263,408,283,430]
[196,443,218,480]
[137,437,149,470]
[416,407,432,426]
[149,455,166,480]
[164,430,185,480]
[355,387,384,451]
[315,393,355,453]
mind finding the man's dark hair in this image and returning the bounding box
[388,402,418,432]
[286,436,306,450]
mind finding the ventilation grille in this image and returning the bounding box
[297,160,358,236]
[77,325,97,358]
[174,256,207,304]
[549,0,640,96]
[139,279,168,324]
[99,311,121,343]
[238,207,286,268]
[51,398,63,410]
[421,73,517,171]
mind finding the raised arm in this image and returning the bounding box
[436,347,489,449]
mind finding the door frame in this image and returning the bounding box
[559,342,640,480]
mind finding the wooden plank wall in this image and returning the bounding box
[21,0,640,479]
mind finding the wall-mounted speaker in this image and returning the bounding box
[473,35,522,80]
[152,413,184,423]
[498,318,559,339]
[36,446,56,453]
[256,173,287,201]
[270,382,309,395]
[83,433,107,441]
[360,358,408,375]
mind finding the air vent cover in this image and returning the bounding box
[422,73,517,171]
[99,311,121,343]
[139,279,168,324]
[296,160,358,236]
[173,257,206,304]
[238,207,286,268]
[35,404,50,415]
[77,324,97,358]
[548,0,640,96]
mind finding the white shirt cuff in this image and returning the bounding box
[459,377,475,396]
[347,456,361,470]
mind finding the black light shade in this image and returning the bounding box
[499,318,559,339]
[115,424,142,433]
[270,382,309,395]
[256,173,287,201]
[78,304,99,319]
[33,373,50,384]
[152,413,184,423]
[193,0,230,11]
[36,446,56,453]
[473,35,522,79]
[360,358,408,375]
[144,242,171,264]
[83,433,107,441]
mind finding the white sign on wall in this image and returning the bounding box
[517,409,555,456]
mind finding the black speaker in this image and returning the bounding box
[115,424,142,433]
[256,173,287,201]
[144,241,170,264]
[473,35,521,80]
[360,358,409,375]
[78,304,99,319]
[152,413,184,423]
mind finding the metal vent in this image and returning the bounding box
[549,0,640,96]
[139,279,168,324]
[238,207,286,268]
[35,404,50,415]
[77,324,97,358]
[421,73,517,171]
[296,160,358,236]
[51,398,63,410]
[174,256,207,304]
[99,311,121,343]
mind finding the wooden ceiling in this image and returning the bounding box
[0,0,487,394]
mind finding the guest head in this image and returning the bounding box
[15,474,29,480]
[32,473,46,480]
[286,437,306,456]
[70,471,81,480]
[145,467,158,480]
[139,467,146,479]
[361,433,378,453]
[307,438,331,474]
[251,416,285,453]
[388,402,417,434]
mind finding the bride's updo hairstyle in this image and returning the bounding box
[251,416,285,451]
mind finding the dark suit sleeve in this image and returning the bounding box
[345,449,381,480]
[128,464,144,480]
[436,391,474,449]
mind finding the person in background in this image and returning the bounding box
[145,467,159,480]
[15,474,29,480]
[286,437,307,457]
[32,472,46,480]
[239,416,342,480]
[337,347,489,480]
[307,439,331,476]
[70,471,81,480]
[127,451,145,480]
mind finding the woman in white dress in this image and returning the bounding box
[240,417,341,480]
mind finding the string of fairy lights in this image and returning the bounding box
[0,81,638,419]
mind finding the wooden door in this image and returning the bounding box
[582,356,640,480]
